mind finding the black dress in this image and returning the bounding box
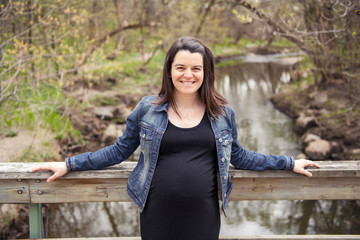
[140,113,220,240]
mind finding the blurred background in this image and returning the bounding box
[0,0,359,239]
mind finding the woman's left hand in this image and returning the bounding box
[293,158,320,177]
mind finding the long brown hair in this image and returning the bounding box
[157,36,228,118]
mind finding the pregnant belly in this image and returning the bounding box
[150,157,218,201]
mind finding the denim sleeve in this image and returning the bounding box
[65,99,142,171]
[228,106,295,171]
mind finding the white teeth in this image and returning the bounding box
[181,81,194,85]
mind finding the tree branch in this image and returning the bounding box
[74,22,160,73]
[234,0,317,55]
[141,41,163,68]
[194,0,216,37]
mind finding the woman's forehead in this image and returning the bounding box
[172,50,203,66]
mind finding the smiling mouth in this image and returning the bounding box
[180,81,195,85]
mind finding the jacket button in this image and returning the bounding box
[223,193,227,198]
[224,175,227,180]
[221,158,225,162]
[225,140,228,144]
[219,138,223,143]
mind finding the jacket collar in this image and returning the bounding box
[153,101,168,112]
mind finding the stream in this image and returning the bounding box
[46,54,358,237]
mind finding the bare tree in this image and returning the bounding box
[233,0,359,83]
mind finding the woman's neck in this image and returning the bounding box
[172,92,203,110]
[169,92,206,128]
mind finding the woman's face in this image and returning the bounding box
[170,50,204,97]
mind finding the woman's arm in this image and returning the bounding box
[31,98,146,182]
[227,105,320,176]
[65,100,142,172]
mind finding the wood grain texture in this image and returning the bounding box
[17,235,360,240]
[1,161,359,203]
[29,178,130,203]
[230,177,360,200]
[0,179,30,203]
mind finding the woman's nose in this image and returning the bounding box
[184,69,192,78]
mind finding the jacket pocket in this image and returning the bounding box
[219,131,233,162]
[139,126,154,157]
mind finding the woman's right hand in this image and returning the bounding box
[32,162,68,183]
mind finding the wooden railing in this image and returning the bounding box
[1,161,360,239]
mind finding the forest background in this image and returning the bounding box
[0,0,360,238]
[1,0,359,162]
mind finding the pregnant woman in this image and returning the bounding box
[33,36,319,240]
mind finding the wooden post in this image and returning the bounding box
[29,203,42,239]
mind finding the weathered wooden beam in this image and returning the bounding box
[0,179,29,203]
[17,235,360,240]
[231,176,360,200]
[1,161,359,203]
[30,178,130,203]
[1,161,359,180]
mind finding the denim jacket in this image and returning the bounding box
[66,95,295,215]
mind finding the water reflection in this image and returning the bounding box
[220,199,360,235]
[216,61,360,236]
[48,202,140,237]
[47,58,359,237]
[216,61,301,236]
[215,62,300,156]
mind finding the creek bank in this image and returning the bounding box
[0,204,28,240]
[214,46,301,64]
[271,78,360,160]
[60,86,154,157]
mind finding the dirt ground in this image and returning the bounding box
[0,129,61,163]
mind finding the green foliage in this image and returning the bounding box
[77,47,164,90]
[2,217,9,225]
[5,131,17,137]
[20,147,60,162]
[298,55,314,70]
[286,55,316,89]
[0,83,81,141]
[89,94,121,107]
[210,38,266,56]
[123,60,143,77]
[232,9,253,24]
[237,38,266,47]
[270,37,298,49]
[216,59,244,68]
